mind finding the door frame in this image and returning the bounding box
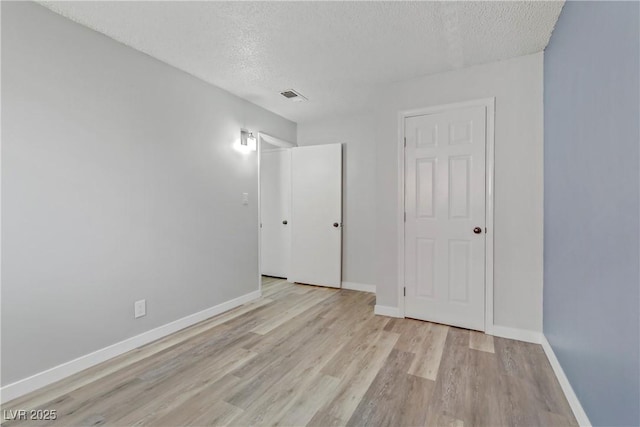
[397,98,495,334]
[257,132,297,296]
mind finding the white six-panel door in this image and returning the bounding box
[404,106,487,331]
[290,144,342,288]
[260,149,291,278]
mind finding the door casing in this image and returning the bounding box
[397,98,495,334]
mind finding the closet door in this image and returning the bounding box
[290,144,342,288]
[260,149,291,278]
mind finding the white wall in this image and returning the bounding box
[1,2,296,386]
[297,114,377,287]
[300,53,544,332]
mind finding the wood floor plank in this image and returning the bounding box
[467,347,506,427]
[433,413,465,426]
[143,377,244,427]
[181,400,243,427]
[390,318,431,354]
[539,409,580,427]
[225,319,347,422]
[469,331,495,353]
[308,329,400,426]
[396,373,436,427]
[424,327,470,426]
[272,374,340,427]
[493,337,579,427]
[498,372,544,427]
[520,342,578,425]
[407,322,449,381]
[494,335,531,379]
[46,378,148,426]
[2,277,578,427]
[231,301,341,382]
[111,348,257,426]
[250,288,334,335]
[346,349,415,426]
[321,314,390,379]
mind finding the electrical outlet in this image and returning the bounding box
[134,299,146,319]
[242,192,249,205]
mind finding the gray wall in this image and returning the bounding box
[297,114,377,286]
[1,1,296,385]
[543,2,640,426]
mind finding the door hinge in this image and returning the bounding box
[404,137,406,147]
[404,212,406,222]
[403,287,406,297]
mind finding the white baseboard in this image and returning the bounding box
[541,336,592,427]
[374,305,402,318]
[341,281,376,293]
[0,289,262,404]
[489,324,543,344]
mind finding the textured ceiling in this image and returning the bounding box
[39,1,564,124]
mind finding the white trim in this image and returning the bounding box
[0,290,262,404]
[261,147,290,153]
[374,305,402,318]
[257,132,263,295]
[341,281,376,293]
[259,132,297,149]
[541,336,592,427]
[397,98,496,332]
[489,325,543,344]
[484,99,496,334]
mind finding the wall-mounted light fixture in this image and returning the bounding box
[240,130,257,152]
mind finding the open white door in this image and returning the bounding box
[260,149,291,278]
[404,105,487,331]
[290,144,342,288]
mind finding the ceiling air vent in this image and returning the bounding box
[280,89,308,102]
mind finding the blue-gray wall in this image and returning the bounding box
[544,2,640,426]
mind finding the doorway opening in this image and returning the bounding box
[258,134,343,293]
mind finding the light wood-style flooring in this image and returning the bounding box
[2,277,577,426]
